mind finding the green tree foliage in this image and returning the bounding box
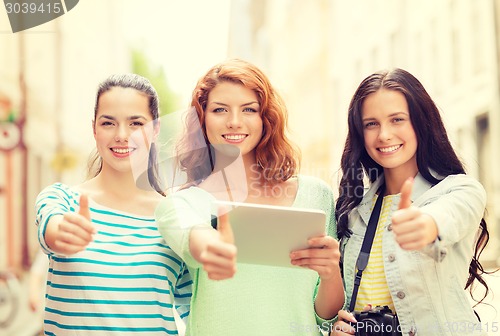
[130,48,184,183]
[130,48,179,116]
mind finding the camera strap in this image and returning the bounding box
[349,184,385,312]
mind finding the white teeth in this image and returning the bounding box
[379,145,401,153]
[224,134,246,140]
[112,148,132,154]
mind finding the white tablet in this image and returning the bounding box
[212,200,326,268]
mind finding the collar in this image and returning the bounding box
[355,172,435,225]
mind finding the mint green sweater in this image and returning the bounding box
[155,175,339,335]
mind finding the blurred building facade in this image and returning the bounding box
[228,0,500,264]
[1,0,499,273]
[228,0,336,183]
[0,0,129,272]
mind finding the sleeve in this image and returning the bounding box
[313,179,345,326]
[35,184,74,255]
[324,185,338,240]
[418,175,487,262]
[155,192,212,269]
[173,263,192,322]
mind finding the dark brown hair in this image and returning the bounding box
[336,68,494,305]
[87,74,165,196]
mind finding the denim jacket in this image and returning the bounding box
[340,173,487,336]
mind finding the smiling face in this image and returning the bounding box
[362,89,418,177]
[93,87,157,174]
[204,81,263,162]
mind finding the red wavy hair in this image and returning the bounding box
[176,59,300,185]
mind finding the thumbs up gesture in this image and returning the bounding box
[391,178,438,250]
[49,193,96,255]
[78,193,92,221]
[398,177,413,210]
[217,208,235,244]
[198,208,237,280]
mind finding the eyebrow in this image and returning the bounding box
[362,111,408,121]
[98,115,148,121]
[209,101,260,107]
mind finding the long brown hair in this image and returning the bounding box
[336,68,495,305]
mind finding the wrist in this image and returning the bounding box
[422,214,439,244]
[320,267,342,283]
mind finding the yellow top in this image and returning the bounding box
[355,194,396,312]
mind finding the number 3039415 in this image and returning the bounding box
[5,2,62,14]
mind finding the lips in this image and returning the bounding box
[110,147,136,157]
[222,134,248,142]
[378,144,402,153]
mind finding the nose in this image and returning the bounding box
[226,111,242,129]
[378,124,392,141]
[114,124,129,142]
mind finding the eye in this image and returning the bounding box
[243,107,258,113]
[364,121,378,129]
[393,117,405,123]
[131,121,144,127]
[101,121,114,126]
[212,107,227,113]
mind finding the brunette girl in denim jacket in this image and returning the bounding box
[331,68,493,336]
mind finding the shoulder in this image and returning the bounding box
[440,174,483,187]
[155,187,214,226]
[297,175,334,196]
[430,174,485,195]
[144,191,167,206]
[171,186,215,203]
[442,174,486,198]
[157,187,214,215]
[37,182,78,201]
[416,174,486,204]
[35,183,80,212]
[296,175,335,211]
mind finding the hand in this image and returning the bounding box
[289,234,341,281]
[199,208,237,280]
[331,305,373,335]
[50,194,96,255]
[391,177,438,250]
[331,309,357,335]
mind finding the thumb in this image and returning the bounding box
[78,194,91,221]
[362,304,373,312]
[217,207,234,244]
[398,177,414,210]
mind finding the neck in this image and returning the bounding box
[243,154,262,184]
[383,167,418,195]
[212,151,261,185]
[206,151,266,201]
[96,167,155,197]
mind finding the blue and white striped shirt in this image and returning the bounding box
[35,183,192,335]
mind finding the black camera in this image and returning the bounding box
[352,306,402,336]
